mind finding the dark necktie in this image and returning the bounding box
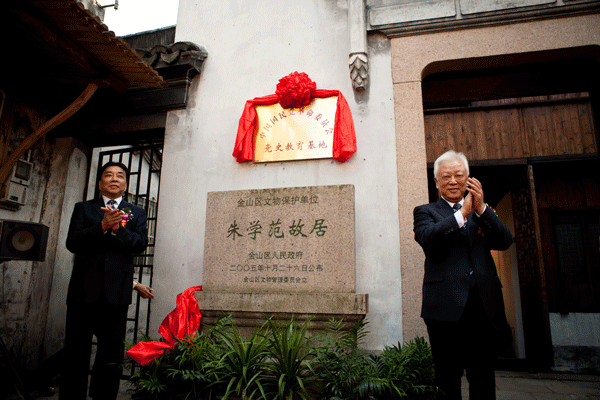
[107,199,117,209]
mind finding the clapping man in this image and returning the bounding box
[413,150,513,400]
[61,161,150,400]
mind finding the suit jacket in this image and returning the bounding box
[66,198,148,305]
[413,199,513,328]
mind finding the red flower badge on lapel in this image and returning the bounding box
[120,207,133,228]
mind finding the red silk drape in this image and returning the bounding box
[232,90,356,163]
[127,285,202,365]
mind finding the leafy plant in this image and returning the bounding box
[264,318,318,400]
[127,316,436,400]
[379,337,437,399]
[312,319,436,400]
[312,318,389,400]
[214,320,270,400]
[127,315,231,400]
[164,333,223,399]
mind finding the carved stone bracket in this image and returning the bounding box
[349,52,369,91]
[349,0,369,91]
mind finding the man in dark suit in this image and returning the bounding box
[413,150,513,400]
[60,161,149,400]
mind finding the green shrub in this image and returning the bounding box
[311,319,389,400]
[263,318,318,400]
[379,337,437,399]
[311,319,437,400]
[128,315,231,400]
[214,320,269,400]
[127,316,436,400]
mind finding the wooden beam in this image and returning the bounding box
[0,83,98,184]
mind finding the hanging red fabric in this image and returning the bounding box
[127,285,203,365]
[232,89,356,163]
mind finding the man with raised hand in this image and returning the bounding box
[61,161,150,400]
[413,150,513,400]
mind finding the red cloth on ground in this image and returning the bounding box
[233,90,356,163]
[127,285,202,365]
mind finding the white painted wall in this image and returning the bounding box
[152,0,401,350]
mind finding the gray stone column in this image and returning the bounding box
[349,0,368,90]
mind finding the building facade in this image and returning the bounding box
[1,0,598,380]
[156,0,599,371]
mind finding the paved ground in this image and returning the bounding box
[466,371,600,400]
[8,370,600,399]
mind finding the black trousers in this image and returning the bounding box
[60,301,128,400]
[425,287,498,400]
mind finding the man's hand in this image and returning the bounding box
[467,177,485,215]
[134,281,155,299]
[100,206,122,232]
[461,192,473,219]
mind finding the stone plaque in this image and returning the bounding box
[203,185,355,293]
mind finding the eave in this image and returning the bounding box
[1,0,167,93]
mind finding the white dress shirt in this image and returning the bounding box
[102,195,123,209]
[442,197,486,228]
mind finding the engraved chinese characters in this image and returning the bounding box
[254,97,337,162]
[203,185,355,293]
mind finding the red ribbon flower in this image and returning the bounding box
[233,73,357,162]
[276,71,317,109]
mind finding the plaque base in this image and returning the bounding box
[195,291,368,336]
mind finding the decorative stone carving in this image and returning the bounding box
[123,41,208,112]
[135,41,208,74]
[349,52,369,91]
[349,0,369,91]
